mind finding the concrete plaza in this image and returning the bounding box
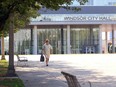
[4,54,116,87]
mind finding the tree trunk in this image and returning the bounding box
[6,13,17,77]
[1,33,5,60]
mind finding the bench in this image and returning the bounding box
[61,71,92,87]
[16,54,28,66]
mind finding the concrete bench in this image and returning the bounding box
[61,71,91,87]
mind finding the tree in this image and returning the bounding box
[0,0,88,31]
[0,0,88,76]
[0,8,38,60]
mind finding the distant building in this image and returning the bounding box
[4,6,115,54]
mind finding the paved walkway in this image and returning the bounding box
[14,54,116,87]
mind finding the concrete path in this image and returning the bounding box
[13,54,116,87]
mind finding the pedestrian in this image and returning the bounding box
[108,42,112,53]
[42,39,53,66]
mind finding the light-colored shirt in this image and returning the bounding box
[42,43,52,56]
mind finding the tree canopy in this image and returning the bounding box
[0,0,88,32]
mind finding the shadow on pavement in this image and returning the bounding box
[15,60,116,87]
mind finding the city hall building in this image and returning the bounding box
[10,6,116,54]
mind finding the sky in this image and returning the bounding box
[72,0,116,6]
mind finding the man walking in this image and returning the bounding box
[42,39,52,66]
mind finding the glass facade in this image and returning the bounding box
[70,26,99,53]
[37,28,62,54]
[13,25,99,54]
[14,29,31,54]
[37,28,67,54]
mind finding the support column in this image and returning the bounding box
[90,27,93,45]
[105,31,108,53]
[99,25,102,53]
[30,28,33,54]
[61,28,64,54]
[67,25,71,54]
[112,24,115,53]
[33,26,37,54]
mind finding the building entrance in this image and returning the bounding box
[13,25,100,54]
[70,25,99,54]
[36,25,99,54]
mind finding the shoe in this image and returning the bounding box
[46,64,48,66]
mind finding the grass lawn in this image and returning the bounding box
[0,59,25,87]
[0,78,25,87]
[0,60,8,76]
